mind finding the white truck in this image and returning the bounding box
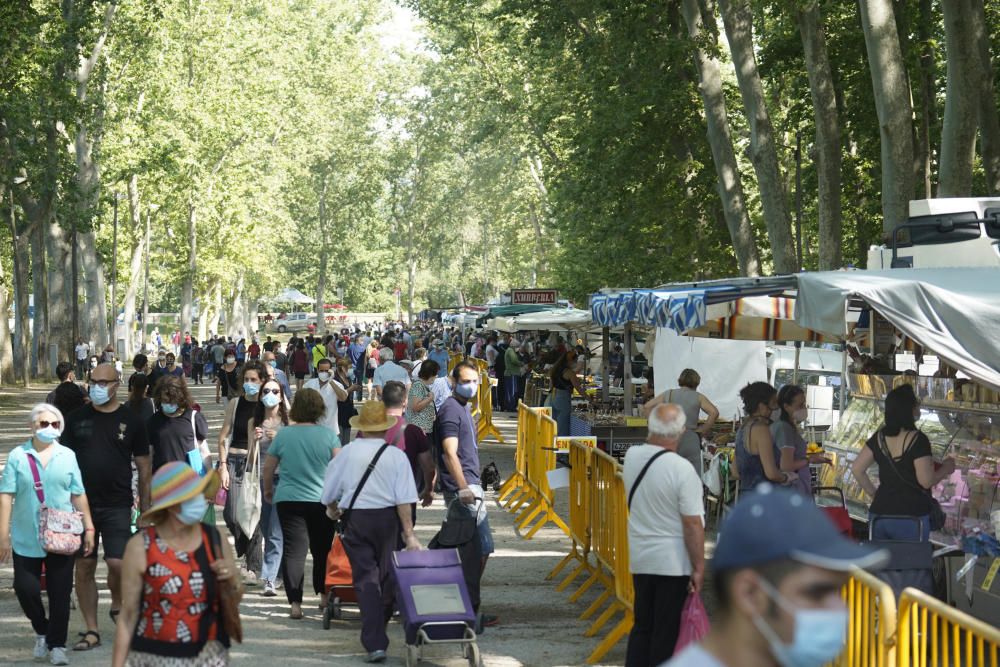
[867,197,1000,269]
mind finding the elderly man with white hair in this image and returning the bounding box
[622,403,706,667]
[371,346,410,400]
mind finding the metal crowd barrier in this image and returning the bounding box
[469,357,504,444]
[896,587,1000,667]
[828,568,897,667]
[548,438,597,593]
[511,405,567,538]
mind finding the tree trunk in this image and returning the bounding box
[972,0,1000,195]
[45,221,72,365]
[0,192,14,384]
[718,0,796,273]
[938,0,980,196]
[229,274,244,340]
[316,246,328,333]
[180,201,195,335]
[247,296,258,340]
[31,223,49,377]
[858,0,916,235]
[122,175,143,356]
[9,198,30,385]
[406,214,416,324]
[209,279,221,338]
[797,2,843,270]
[680,0,761,276]
[78,230,109,347]
[196,289,209,342]
[914,0,935,198]
[528,202,542,287]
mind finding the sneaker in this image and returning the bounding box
[33,635,47,660]
[243,570,258,586]
[49,647,68,666]
[364,650,387,663]
[262,580,277,597]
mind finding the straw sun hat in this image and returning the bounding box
[349,401,399,432]
[140,461,220,523]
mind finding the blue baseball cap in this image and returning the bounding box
[713,484,889,572]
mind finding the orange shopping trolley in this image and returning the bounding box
[322,532,358,628]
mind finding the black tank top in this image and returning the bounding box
[221,367,239,397]
[552,369,573,391]
[230,397,257,449]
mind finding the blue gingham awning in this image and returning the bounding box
[590,292,636,327]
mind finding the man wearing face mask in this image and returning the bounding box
[148,350,169,395]
[434,362,495,625]
[302,358,348,435]
[60,363,152,651]
[664,484,888,667]
[427,339,450,379]
[262,350,292,399]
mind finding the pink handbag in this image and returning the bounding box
[26,455,84,556]
[675,592,710,653]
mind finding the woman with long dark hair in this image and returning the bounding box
[251,378,289,597]
[549,349,589,436]
[734,382,795,491]
[851,383,955,541]
[772,384,830,496]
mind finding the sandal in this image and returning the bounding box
[109,608,121,625]
[72,631,101,651]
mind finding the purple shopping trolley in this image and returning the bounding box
[392,548,481,667]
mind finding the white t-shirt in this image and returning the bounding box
[373,360,411,389]
[75,343,89,361]
[662,645,725,667]
[302,377,343,433]
[321,437,417,509]
[622,444,704,576]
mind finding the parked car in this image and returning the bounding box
[272,312,316,333]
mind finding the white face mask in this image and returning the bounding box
[318,371,331,382]
[793,407,809,423]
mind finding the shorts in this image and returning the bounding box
[294,371,305,380]
[442,484,494,555]
[83,506,132,560]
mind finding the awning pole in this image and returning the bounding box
[624,322,634,415]
[792,341,801,385]
[601,326,610,402]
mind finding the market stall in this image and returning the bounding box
[794,268,1000,624]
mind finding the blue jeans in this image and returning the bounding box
[869,513,931,542]
[260,476,284,583]
[552,388,572,437]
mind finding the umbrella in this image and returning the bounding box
[269,288,314,305]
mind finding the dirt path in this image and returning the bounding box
[0,382,627,666]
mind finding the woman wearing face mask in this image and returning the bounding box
[772,385,831,497]
[164,353,185,380]
[735,382,796,492]
[334,358,361,445]
[111,462,241,667]
[251,379,289,597]
[0,404,95,666]
[217,361,266,585]
[147,376,209,473]
[850,383,956,544]
[215,352,240,406]
[406,360,440,436]
[549,350,591,437]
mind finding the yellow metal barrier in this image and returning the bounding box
[827,568,897,667]
[496,400,529,504]
[500,402,540,514]
[447,352,462,374]
[512,407,568,538]
[897,587,1000,667]
[469,358,504,444]
[548,438,597,591]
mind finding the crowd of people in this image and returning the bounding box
[1,315,958,667]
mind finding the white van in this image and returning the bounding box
[868,197,1000,269]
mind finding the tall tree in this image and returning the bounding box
[938,0,980,196]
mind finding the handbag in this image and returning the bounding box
[26,455,84,555]
[236,428,262,536]
[675,592,710,653]
[186,410,212,476]
[206,526,243,643]
[878,431,946,531]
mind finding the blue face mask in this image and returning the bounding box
[243,382,260,396]
[753,578,849,667]
[455,381,478,400]
[89,384,111,406]
[268,360,277,368]
[35,426,60,444]
[261,393,280,408]
[175,494,208,525]
[161,403,178,415]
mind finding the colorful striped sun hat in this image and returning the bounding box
[141,461,220,521]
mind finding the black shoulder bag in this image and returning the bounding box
[628,450,671,510]
[339,443,391,530]
[878,431,946,531]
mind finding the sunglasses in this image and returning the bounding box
[262,388,281,395]
[38,420,61,429]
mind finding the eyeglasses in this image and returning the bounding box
[91,379,118,388]
[262,388,281,395]
[37,420,61,429]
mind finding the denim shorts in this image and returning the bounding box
[443,483,495,555]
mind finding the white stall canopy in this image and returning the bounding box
[795,268,1000,390]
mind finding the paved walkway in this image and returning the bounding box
[0,382,628,666]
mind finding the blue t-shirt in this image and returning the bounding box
[0,441,85,558]
[433,397,481,492]
[267,424,340,503]
[428,349,451,377]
